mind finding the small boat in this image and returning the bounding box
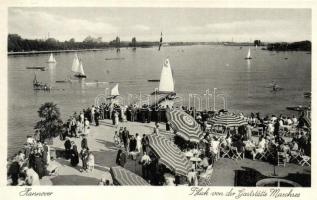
[33,73,51,91]
[304,92,311,98]
[105,57,125,60]
[245,48,252,59]
[107,83,120,100]
[286,105,309,112]
[26,66,46,70]
[148,79,160,82]
[47,53,56,63]
[284,57,288,60]
[56,80,68,83]
[72,54,87,78]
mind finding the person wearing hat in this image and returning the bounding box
[94,108,100,126]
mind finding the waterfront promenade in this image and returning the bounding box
[39,119,310,186]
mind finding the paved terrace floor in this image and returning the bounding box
[40,119,311,186]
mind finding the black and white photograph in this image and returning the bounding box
[5,6,312,189]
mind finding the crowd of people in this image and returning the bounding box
[7,135,58,186]
[7,99,311,186]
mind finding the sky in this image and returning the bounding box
[8,7,311,42]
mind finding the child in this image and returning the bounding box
[87,152,95,171]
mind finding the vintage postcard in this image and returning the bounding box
[0,0,316,200]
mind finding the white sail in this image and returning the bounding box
[110,83,120,96]
[247,48,251,59]
[158,58,174,93]
[72,54,80,73]
[48,53,56,63]
[78,61,85,75]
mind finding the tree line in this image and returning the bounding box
[266,40,311,51]
[8,34,159,52]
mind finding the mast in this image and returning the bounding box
[158,32,163,51]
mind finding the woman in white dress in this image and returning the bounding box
[84,118,90,136]
[136,133,142,153]
[114,111,119,127]
[252,136,266,160]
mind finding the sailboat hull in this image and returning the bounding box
[74,74,87,78]
[244,57,252,60]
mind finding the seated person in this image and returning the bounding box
[252,136,266,160]
[231,137,245,154]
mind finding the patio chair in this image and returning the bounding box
[220,146,231,158]
[255,148,267,160]
[231,147,244,160]
[290,150,302,164]
[299,155,311,166]
[265,145,276,160]
[277,152,286,167]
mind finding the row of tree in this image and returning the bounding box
[8,34,159,52]
[266,40,311,51]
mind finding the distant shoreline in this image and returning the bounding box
[8,48,109,56]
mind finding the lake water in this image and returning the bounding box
[8,45,311,156]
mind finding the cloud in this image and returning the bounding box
[9,8,118,41]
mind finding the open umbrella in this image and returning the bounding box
[110,166,149,185]
[147,134,191,176]
[166,109,204,142]
[209,112,247,128]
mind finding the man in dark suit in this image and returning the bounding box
[122,127,129,151]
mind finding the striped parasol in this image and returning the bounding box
[166,109,204,142]
[147,134,191,176]
[302,110,311,127]
[209,113,247,127]
[110,166,149,185]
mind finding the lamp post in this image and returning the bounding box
[188,93,192,109]
[154,88,158,110]
[139,92,142,107]
[207,90,213,111]
[213,88,217,111]
[203,94,208,111]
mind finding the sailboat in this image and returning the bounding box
[110,83,120,97]
[245,48,252,59]
[107,83,120,102]
[158,32,163,51]
[47,53,56,63]
[158,58,175,93]
[72,54,87,78]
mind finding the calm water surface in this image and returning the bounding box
[8,45,311,156]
